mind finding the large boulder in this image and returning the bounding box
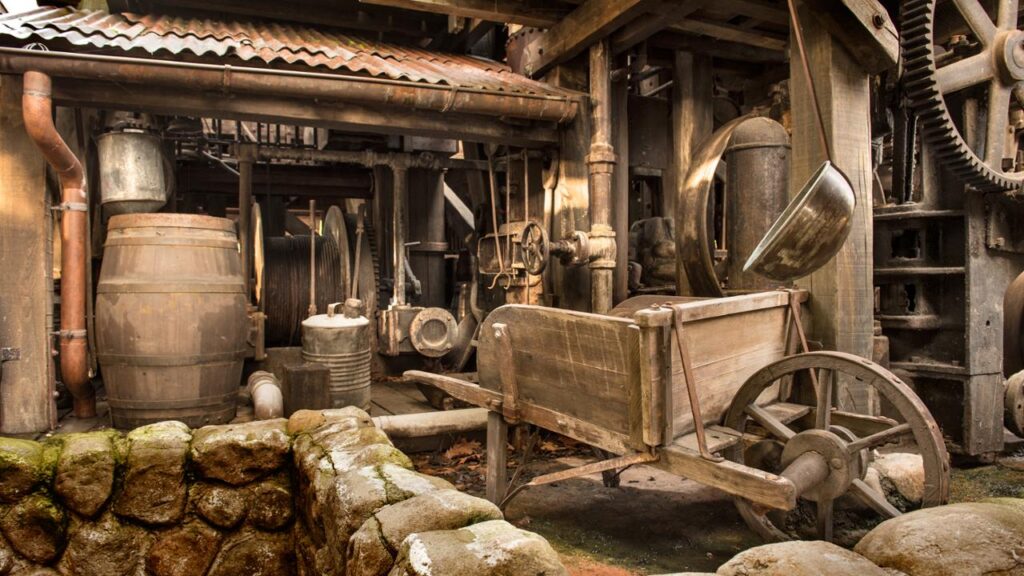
[190,420,290,485]
[54,431,117,517]
[146,522,223,576]
[60,512,149,576]
[717,541,886,576]
[0,493,67,564]
[113,421,191,525]
[855,498,1024,575]
[191,482,249,530]
[0,438,44,504]
[0,534,14,575]
[388,520,567,576]
[207,529,295,576]
[347,489,503,576]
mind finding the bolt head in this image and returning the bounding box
[830,457,845,470]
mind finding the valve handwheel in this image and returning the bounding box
[903,0,1024,192]
[520,221,549,275]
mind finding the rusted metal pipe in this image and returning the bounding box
[0,48,578,124]
[588,40,617,315]
[23,71,96,418]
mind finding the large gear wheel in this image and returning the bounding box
[902,0,1024,192]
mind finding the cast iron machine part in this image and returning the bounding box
[902,0,1024,192]
[518,220,591,275]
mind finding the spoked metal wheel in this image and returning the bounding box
[723,351,950,542]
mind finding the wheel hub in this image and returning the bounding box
[996,30,1024,84]
[780,428,863,502]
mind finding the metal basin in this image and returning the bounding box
[743,161,855,281]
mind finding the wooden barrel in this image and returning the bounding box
[96,214,248,429]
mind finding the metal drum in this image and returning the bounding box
[96,130,170,216]
[301,299,371,410]
[96,214,248,428]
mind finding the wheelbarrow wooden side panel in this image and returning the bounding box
[659,291,797,439]
[476,305,641,443]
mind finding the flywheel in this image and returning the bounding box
[902,0,1024,192]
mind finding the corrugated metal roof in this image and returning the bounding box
[0,6,570,97]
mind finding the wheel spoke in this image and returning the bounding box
[846,422,914,454]
[953,0,997,45]
[745,405,796,441]
[815,369,833,430]
[850,478,901,519]
[937,52,996,94]
[817,498,834,542]
[998,0,1019,29]
[984,81,1012,167]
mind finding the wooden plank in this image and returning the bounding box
[713,0,788,25]
[0,74,55,433]
[611,0,708,55]
[478,306,640,436]
[672,290,807,323]
[801,0,898,74]
[670,305,790,435]
[635,307,674,447]
[404,369,636,454]
[520,0,659,77]
[358,0,569,27]
[789,3,876,414]
[657,443,797,510]
[671,18,787,51]
[673,424,742,453]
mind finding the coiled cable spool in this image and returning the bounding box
[263,234,345,346]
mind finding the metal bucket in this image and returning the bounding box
[95,214,248,428]
[301,300,372,410]
[97,130,169,216]
[743,161,855,281]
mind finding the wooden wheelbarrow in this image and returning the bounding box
[406,290,949,541]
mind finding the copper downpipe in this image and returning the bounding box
[22,71,96,418]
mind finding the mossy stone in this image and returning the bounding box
[0,438,44,504]
[0,493,67,564]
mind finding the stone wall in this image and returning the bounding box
[0,408,567,576]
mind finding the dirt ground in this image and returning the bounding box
[413,435,1024,575]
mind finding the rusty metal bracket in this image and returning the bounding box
[499,451,659,509]
[671,304,724,463]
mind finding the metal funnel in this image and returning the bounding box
[742,160,855,281]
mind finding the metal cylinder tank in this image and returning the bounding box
[97,129,170,216]
[724,117,790,291]
[301,299,372,410]
[96,214,248,428]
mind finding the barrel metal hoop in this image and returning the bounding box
[104,237,238,249]
[97,351,245,366]
[107,391,237,410]
[97,282,246,294]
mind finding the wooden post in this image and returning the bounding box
[0,74,55,433]
[669,52,713,295]
[485,411,508,505]
[790,6,875,413]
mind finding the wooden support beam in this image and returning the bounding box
[520,0,659,77]
[713,0,788,26]
[789,4,875,413]
[668,51,712,296]
[358,0,569,27]
[650,31,787,63]
[611,0,708,55]
[671,18,787,51]
[0,74,55,433]
[801,0,898,74]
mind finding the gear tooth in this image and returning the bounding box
[900,0,1017,194]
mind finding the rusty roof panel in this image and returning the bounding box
[0,6,570,97]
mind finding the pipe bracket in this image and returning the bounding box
[54,329,87,340]
[54,202,88,212]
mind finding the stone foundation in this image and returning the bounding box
[0,408,566,576]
